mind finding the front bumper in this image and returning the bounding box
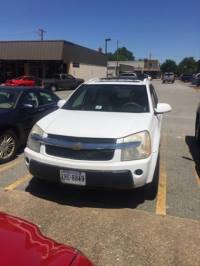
[29,160,133,189]
[24,147,158,189]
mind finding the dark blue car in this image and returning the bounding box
[0,87,60,163]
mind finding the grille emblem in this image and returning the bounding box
[71,142,82,151]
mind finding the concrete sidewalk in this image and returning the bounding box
[0,189,199,266]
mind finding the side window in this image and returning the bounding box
[66,75,73,80]
[39,92,56,105]
[71,89,87,108]
[21,92,39,108]
[61,74,66,80]
[150,85,158,108]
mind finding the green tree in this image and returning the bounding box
[161,59,177,73]
[197,60,200,72]
[178,57,197,75]
[106,47,135,61]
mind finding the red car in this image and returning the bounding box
[5,76,41,87]
[0,212,94,266]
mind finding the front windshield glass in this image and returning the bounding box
[63,84,149,113]
[0,90,18,109]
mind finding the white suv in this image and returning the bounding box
[25,77,171,196]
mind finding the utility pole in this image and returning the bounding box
[38,28,46,41]
[105,38,111,54]
[105,38,111,77]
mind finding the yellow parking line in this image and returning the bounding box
[156,135,167,216]
[193,168,200,186]
[4,174,32,191]
[156,159,167,216]
[0,157,24,175]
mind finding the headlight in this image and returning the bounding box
[27,124,44,152]
[120,131,151,161]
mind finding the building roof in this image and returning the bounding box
[0,40,106,66]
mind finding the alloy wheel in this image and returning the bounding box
[0,133,16,160]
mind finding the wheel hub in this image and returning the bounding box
[0,134,15,159]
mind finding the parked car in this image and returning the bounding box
[42,74,84,91]
[0,87,60,163]
[0,212,94,266]
[191,73,200,86]
[119,72,137,78]
[162,72,175,83]
[25,77,171,197]
[195,103,200,144]
[180,73,193,82]
[5,75,42,87]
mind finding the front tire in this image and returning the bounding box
[0,130,17,164]
[195,115,200,145]
[145,155,160,199]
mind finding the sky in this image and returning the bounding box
[0,0,199,63]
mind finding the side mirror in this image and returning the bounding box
[155,103,172,114]
[57,99,66,108]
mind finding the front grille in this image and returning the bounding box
[46,145,114,161]
[45,135,116,161]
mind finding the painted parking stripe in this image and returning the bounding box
[156,159,167,215]
[156,135,167,216]
[193,167,200,186]
[4,174,32,191]
[0,157,24,175]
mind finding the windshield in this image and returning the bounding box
[63,84,149,113]
[0,90,18,109]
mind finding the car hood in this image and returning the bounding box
[0,212,80,266]
[38,109,153,139]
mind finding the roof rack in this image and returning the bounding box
[85,77,100,83]
[99,75,149,82]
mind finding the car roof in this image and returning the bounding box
[0,86,46,92]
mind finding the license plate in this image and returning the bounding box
[60,170,86,186]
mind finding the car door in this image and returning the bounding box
[36,90,59,119]
[150,85,162,152]
[63,74,76,89]
[17,90,40,139]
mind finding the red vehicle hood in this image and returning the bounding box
[0,212,93,266]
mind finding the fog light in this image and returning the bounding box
[134,169,143,175]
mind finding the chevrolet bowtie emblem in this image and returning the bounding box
[72,143,82,150]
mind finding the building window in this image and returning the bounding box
[73,62,80,68]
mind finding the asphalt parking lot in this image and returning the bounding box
[0,80,199,265]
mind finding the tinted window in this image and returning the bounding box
[53,74,60,79]
[20,92,39,108]
[39,91,57,105]
[150,85,158,108]
[0,91,18,109]
[63,84,149,113]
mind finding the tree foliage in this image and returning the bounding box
[161,59,177,73]
[177,57,198,75]
[107,47,135,61]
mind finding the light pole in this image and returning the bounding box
[105,38,111,54]
[116,40,119,76]
[105,38,111,77]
